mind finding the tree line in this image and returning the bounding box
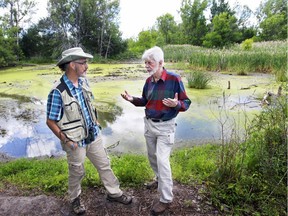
[0,0,286,67]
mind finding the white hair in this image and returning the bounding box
[142,46,164,65]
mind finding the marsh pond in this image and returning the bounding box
[0,63,278,158]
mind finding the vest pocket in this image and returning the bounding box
[62,123,86,142]
[64,101,82,121]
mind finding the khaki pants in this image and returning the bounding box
[144,117,176,203]
[62,135,122,201]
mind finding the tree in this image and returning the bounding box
[0,18,17,66]
[180,0,208,46]
[19,17,61,62]
[128,29,159,54]
[257,0,287,40]
[47,0,125,58]
[156,13,177,44]
[210,0,234,21]
[260,13,287,40]
[203,12,242,48]
[0,0,36,43]
[233,4,256,42]
[0,0,36,61]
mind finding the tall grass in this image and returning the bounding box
[163,40,287,81]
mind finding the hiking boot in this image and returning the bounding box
[144,180,158,190]
[151,201,171,215]
[107,193,132,205]
[71,196,86,215]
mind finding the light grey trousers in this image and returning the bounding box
[62,135,122,202]
[144,117,176,203]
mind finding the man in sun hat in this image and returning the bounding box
[56,47,93,66]
[46,47,132,215]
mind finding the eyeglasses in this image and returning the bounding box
[74,61,88,65]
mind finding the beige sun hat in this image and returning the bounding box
[56,47,93,66]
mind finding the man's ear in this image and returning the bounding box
[69,62,76,70]
[159,60,163,67]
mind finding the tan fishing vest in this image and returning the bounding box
[52,77,98,142]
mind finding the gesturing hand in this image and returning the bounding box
[121,90,133,102]
[162,93,178,107]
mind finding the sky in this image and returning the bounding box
[34,0,262,39]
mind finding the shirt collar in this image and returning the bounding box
[152,68,167,83]
[63,74,83,90]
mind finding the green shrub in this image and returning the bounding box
[186,71,213,89]
[241,38,253,50]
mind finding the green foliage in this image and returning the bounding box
[127,30,161,54]
[241,38,253,50]
[210,0,235,20]
[186,71,213,89]
[180,0,208,46]
[258,0,287,41]
[0,25,18,67]
[209,93,287,215]
[260,13,287,41]
[156,13,178,44]
[203,12,242,48]
[109,154,154,187]
[171,145,219,184]
[0,146,219,194]
[0,158,68,195]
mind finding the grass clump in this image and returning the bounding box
[186,71,213,89]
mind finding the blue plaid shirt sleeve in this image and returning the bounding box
[47,89,63,121]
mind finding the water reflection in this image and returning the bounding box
[0,85,262,158]
[0,97,62,158]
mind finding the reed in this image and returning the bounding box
[163,40,287,81]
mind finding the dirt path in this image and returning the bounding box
[0,180,220,216]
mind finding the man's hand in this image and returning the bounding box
[66,140,78,150]
[121,90,133,102]
[162,93,178,107]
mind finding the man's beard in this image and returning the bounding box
[148,66,158,76]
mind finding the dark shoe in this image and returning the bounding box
[71,196,86,215]
[151,201,170,215]
[107,193,132,205]
[145,180,158,190]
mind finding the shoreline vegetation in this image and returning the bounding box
[0,42,287,216]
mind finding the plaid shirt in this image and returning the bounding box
[132,69,191,120]
[47,74,99,146]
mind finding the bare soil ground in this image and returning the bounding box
[0,181,220,216]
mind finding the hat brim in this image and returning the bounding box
[56,53,93,66]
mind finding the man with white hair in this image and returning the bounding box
[46,47,132,215]
[121,46,191,215]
